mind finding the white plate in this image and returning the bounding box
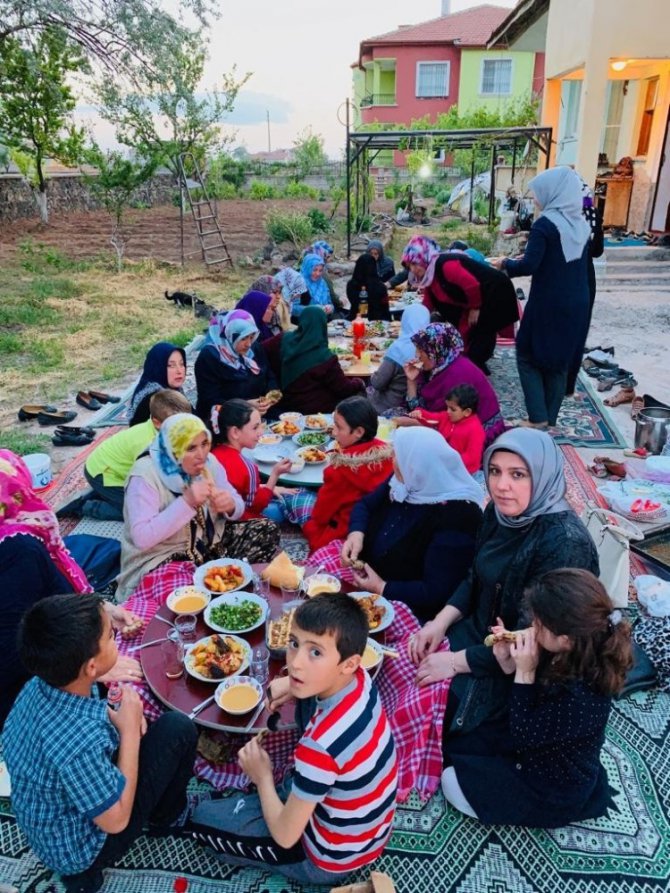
[184,634,251,683]
[303,414,332,431]
[194,558,254,594]
[295,445,329,466]
[269,421,302,439]
[204,591,269,634]
[253,444,290,464]
[349,592,395,633]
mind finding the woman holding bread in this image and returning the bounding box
[408,428,598,737]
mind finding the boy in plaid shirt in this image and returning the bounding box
[2,593,197,893]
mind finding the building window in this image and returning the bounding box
[637,77,658,157]
[481,59,513,95]
[416,62,450,98]
[600,80,625,164]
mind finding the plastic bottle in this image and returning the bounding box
[352,314,365,359]
[359,286,368,318]
[107,683,123,711]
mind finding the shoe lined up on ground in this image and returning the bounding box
[17,404,58,422]
[37,410,78,427]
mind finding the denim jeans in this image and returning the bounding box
[83,468,125,521]
[516,351,567,426]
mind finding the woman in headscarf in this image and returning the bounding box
[0,451,142,726]
[402,235,519,373]
[249,275,292,332]
[263,306,365,415]
[346,252,390,321]
[400,322,505,445]
[295,253,335,319]
[407,428,598,738]
[117,413,279,601]
[129,342,189,426]
[492,167,591,427]
[235,290,275,341]
[194,308,279,422]
[337,427,483,621]
[367,304,430,413]
[367,239,396,282]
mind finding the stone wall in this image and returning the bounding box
[0,173,177,222]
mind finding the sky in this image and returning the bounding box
[78,0,516,158]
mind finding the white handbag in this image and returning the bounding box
[581,502,645,608]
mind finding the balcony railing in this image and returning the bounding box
[360,93,396,108]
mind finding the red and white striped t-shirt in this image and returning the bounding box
[292,667,397,874]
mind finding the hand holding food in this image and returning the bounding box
[408,618,446,665]
[209,487,237,516]
[352,564,385,595]
[183,479,211,509]
[341,531,364,566]
[238,735,272,784]
[403,360,422,382]
[510,627,539,679]
[265,389,283,404]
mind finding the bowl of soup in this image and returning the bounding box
[215,676,263,715]
[258,433,282,446]
[166,586,211,615]
[361,639,383,674]
[305,573,341,597]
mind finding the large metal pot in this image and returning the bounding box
[634,407,670,455]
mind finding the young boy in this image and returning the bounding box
[79,389,192,520]
[191,593,398,884]
[2,593,197,893]
[410,383,485,473]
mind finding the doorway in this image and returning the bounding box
[650,107,670,232]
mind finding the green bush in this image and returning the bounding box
[419,182,439,198]
[283,181,319,199]
[306,208,330,233]
[265,209,314,246]
[463,227,495,255]
[249,181,279,200]
[435,188,451,205]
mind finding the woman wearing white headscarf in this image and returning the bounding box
[492,167,591,428]
[408,427,598,736]
[341,427,483,621]
[366,304,431,413]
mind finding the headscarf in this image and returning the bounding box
[279,306,333,389]
[388,428,483,506]
[0,450,91,592]
[385,304,430,367]
[300,253,331,306]
[401,236,442,288]
[483,428,570,529]
[208,309,260,373]
[130,341,186,416]
[150,413,214,494]
[249,274,277,296]
[528,167,591,263]
[274,267,308,303]
[310,240,334,263]
[411,322,464,377]
[235,291,274,341]
[367,239,395,280]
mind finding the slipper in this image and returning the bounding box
[17,404,57,422]
[76,391,102,411]
[37,410,77,426]
[55,425,94,436]
[623,447,650,458]
[604,388,635,407]
[52,432,95,446]
[595,456,627,478]
[631,396,644,419]
[88,390,121,404]
[588,461,609,478]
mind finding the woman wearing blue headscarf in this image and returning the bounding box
[194,309,279,422]
[129,342,189,426]
[295,253,335,319]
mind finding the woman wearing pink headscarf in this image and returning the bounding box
[0,451,142,726]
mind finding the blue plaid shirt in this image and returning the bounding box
[2,677,125,875]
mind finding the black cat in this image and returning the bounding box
[164,290,217,319]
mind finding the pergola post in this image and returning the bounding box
[345,99,351,258]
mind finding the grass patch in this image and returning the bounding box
[0,429,51,456]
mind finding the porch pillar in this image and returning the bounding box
[575,49,610,188]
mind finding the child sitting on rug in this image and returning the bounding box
[2,593,197,893]
[409,383,485,474]
[191,594,398,884]
[62,389,192,521]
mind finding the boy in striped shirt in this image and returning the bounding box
[191,593,397,884]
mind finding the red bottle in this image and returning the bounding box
[352,315,365,359]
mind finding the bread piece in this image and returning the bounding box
[484,630,518,647]
[261,551,303,589]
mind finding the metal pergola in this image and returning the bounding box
[344,116,553,256]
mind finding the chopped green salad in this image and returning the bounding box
[296,432,329,446]
[209,600,262,630]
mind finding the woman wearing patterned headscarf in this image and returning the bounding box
[247,277,291,334]
[401,236,518,373]
[118,413,279,601]
[194,308,279,422]
[399,322,504,445]
[408,427,598,739]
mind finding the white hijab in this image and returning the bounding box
[529,167,591,263]
[385,304,431,367]
[389,427,484,506]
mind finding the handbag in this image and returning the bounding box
[581,502,644,608]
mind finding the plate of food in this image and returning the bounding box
[184,634,251,682]
[204,591,268,634]
[270,419,302,438]
[194,558,254,594]
[349,592,394,633]
[293,430,330,448]
[295,446,328,465]
[304,414,331,431]
[279,411,303,424]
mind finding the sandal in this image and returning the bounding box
[594,456,627,478]
[604,387,635,407]
[631,395,644,419]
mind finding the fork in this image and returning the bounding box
[127,637,166,652]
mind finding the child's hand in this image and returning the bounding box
[408,409,423,420]
[238,736,272,784]
[266,676,292,712]
[109,686,145,736]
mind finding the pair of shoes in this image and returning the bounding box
[76,391,102,411]
[37,409,78,426]
[597,375,637,392]
[604,387,636,407]
[56,425,94,437]
[88,389,121,404]
[595,456,627,478]
[56,492,93,518]
[52,430,95,446]
[17,403,57,421]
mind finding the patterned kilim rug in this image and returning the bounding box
[490,346,627,449]
[91,336,204,427]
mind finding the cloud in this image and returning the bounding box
[226,91,293,125]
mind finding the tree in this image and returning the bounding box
[97,33,249,176]
[292,128,327,179]
[0,0,216,78]
[82,145,158,270]
[0,27,87,223]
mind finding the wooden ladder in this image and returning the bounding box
[177,152,234,269]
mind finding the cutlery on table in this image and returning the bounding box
[188,695,216,720]
[128,637,166,652]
